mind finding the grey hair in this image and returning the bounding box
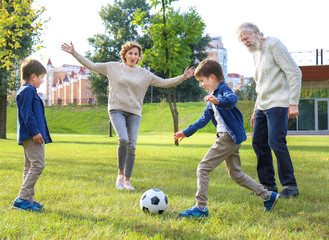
[237,22,264,39]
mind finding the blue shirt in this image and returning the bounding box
[183,82,247,144]
[16,83,52,145]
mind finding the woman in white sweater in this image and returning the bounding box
[61,41,194,190]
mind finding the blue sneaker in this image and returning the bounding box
[178,206,209,218]
[33,201,44,209]
[264,192,280,212]
[12,198,40,212]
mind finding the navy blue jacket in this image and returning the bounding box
[183,82,247,144]
[16,83,52,145]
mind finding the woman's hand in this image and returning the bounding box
[61,42,75,54]
[183,67,195,79]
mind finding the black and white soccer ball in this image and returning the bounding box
[140,189,168,214]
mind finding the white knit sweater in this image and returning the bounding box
[72,51,186,117]
[253,37,302,111]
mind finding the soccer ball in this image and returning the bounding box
[140,189,168,214]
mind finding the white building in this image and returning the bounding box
[205,36,228,79]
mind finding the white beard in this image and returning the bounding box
[247,39,261,53]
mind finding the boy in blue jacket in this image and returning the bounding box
[174,59,279,218]
[13,59,52,211]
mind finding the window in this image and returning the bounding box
[86,92,90,97]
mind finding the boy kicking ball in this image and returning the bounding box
[12,59,52,212]
[174,59,279,218]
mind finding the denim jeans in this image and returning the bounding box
[109,110,141,178]
[252,107,297,188]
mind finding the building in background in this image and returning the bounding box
[205,36,228,79]
[45,59,96,106]
[288,65,329,134]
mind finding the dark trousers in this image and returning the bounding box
[252,107,297,188]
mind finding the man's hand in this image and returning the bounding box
[250,111,256,128]
[288,105,299,119]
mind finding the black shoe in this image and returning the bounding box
[279,188,299,199]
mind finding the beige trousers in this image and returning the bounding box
[195,132,269,209]
[18,138,45,203]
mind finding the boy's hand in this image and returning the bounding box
[204,95,219,105]
[33,133,44,144]
[173,131,186,141]
[61,41,75,54]
[183,67,195,79]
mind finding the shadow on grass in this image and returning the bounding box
[52,141,116,146]
[41,208,217,239]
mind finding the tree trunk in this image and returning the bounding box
[167,88,179,146]
[0,92,7,139]
[161,0,179,146]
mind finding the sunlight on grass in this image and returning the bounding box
[0,134,328,239]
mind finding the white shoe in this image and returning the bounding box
[115,175,124,190]
[124,180,135,191]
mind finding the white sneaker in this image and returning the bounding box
[115,175,124,190]
[124,180,135,191]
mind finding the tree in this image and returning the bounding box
[135,0,207,145]
[245,77,257,101]
[0,0,45,139]
[86,0,152,104]
[143,29,211,103]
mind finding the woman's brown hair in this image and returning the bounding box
[120,41,143,64]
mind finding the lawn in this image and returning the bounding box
[0,133,328,239]
[6,101,255,135]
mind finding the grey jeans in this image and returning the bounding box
[109,110,141,178]
[195,132,270,209]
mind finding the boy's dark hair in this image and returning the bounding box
[21,58,47,82]
[195,59,225,82]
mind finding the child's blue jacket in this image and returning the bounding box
[183,82,247,144]
[16,83,52,145]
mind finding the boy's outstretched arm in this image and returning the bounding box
[173,131,186,141]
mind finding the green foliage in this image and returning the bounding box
[0,0,45,138]
[235,77,257,102]
[0,134,328,239]
[138,4,206,78]
[300,88,329,99]
[86,0,152,104]
[0,0,44,71]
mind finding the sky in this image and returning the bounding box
[32,0,329,79]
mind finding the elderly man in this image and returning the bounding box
[237,22,301,198]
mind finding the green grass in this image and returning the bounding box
[0,134,328,239]
[6,101,255,135]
